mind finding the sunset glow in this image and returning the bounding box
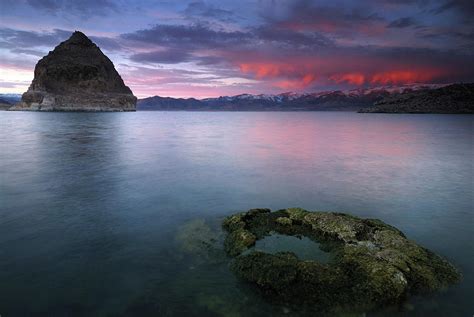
[0,0,473,98]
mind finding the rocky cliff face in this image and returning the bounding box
[359,83,474,114]
[10,31,136,112]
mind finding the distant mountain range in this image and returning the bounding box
[137,84,449,111]
[0,94,21,103]
[2,83,472,113]
[0,94,20,110]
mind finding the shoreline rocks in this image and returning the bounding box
[358,83,474,114]
[9,31,136,112]
[223,208,461,311]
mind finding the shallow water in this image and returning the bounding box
[0,111,472,316]
[247,233,331,262]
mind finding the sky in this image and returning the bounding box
[0,0,473,98]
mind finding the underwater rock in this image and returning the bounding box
[176,219,216,254]
[195,293,243,317]
[175,218,226,264]
[223,208,461,310]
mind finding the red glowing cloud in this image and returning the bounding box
[237,55,452,91]
[239,63,295,79]
[370,70,441,85]
[329,70,444,86]
[240,62,318,89]
[330,73,366,85]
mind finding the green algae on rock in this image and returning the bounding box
[223,208,461,310]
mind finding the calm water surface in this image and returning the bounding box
[0,111,472,316]
[247,234,332,262]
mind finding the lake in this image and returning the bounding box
[0,111,472,316]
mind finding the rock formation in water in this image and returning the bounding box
[223,208,461,312]
[10,31,136,112]
[359,83,474,114]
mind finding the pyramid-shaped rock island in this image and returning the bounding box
[10,31,136,112]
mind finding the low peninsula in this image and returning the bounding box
[359,83,474,114]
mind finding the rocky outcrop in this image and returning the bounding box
[9,31,136,112]
[359,83,474,113]
[223,208,461,312]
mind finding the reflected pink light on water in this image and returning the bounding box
[239,115,420,165]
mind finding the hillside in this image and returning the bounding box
[359,84,474,114]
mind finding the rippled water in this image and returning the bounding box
[0,111,472,316]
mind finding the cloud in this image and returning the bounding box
[0,28,122,52]
[262,0,387,38]
[119,22,334,77]
[370,70,441,84]
[1,0,474,97]
[25,0,118,17]
[387,17,419,28]
[121,22,333,67]
[119,14,474,93]
[331,73,366,85]
[253,25,333,49]
[233,44,474,90]
[119,65,258,98]
[123,22,333,51]
[434,0,474,16]
[121,24,250,50]
[0,28,70,48]
[183,1,235,22]
[130,49,193,64]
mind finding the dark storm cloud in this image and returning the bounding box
[120,21,336,68]
[121,24,250,50]
[434,0,474,16]
[261,0,386,37]
[122,22,333,58]
[369,46,473,67]
[387,17,419,28]
[253,25,333,49]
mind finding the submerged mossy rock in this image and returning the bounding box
[175,218,226,264]
[223,208,461,311]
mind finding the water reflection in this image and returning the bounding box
[0,111,472,316]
